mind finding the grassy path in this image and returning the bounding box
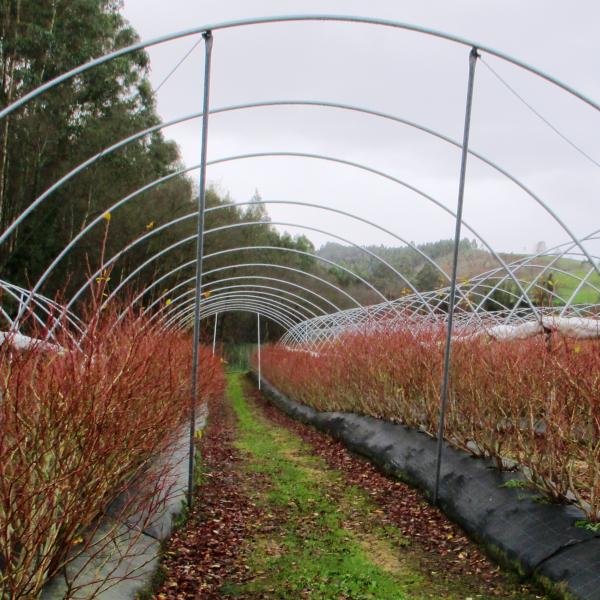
[154,374,545,599]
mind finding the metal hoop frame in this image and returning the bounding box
[2,15,599,508]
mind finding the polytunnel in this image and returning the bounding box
[1,13,600,541]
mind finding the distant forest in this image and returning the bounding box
[318,238,486,300]
[0,2,320,343]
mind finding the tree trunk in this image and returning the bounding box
[0,0,21,232]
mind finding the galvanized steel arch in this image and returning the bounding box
[4,17,599,327]
[165,299,297,332]
[35,139,545,327]
[139,273,340,325]
[0,280,84,340]
[150,286,323,325]
[199,291,311,323]
[159,291,313,329]
[143,282,327,327]
[139,244,375,314]
[2,14,598,124]
[168,303,293,333]
[1,17,599,347]
[58,192,462,330]
[28,145,492,320]
[94,215,436,318]
[77,258,365,343]
[3,97,575,282]
[3,11,600,522]
[95,229,368,312]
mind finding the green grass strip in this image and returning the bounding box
[226,374,412,599]
[223,374,537,600]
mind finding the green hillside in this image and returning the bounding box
[317,240,600,306]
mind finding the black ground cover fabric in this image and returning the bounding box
[252,373,600,600]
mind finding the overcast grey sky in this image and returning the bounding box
[121,1,600,256]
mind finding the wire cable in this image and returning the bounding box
[154,36,203,93]
[481,57,600,169]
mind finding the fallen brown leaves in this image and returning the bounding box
[152,377,542,598]
[153,392,260,599]
[251,384,543,597]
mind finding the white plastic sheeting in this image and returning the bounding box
[485,321,545,341]
[481,317,600,341]
[541,316,600,339]
[0,331,64,353]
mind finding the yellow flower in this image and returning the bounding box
[103,211,111,221]
[165,298,172,306]
[71,536,84,546]
[574,346,581,354]
[146,221,154,230]
[202,290,212,298]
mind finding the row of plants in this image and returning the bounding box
[258,327,599,522]
[0,308,225,599]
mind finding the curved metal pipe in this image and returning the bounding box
[2,14,597,123]
[144,283,324,329]
[201,232,421,311]
[172,305,292,334]
[139,273,342,326]
[205,153,571,316]
[3,25,596,331]
[200,286,320,318]
[200,292,309,323]
[8,96,584,309]
[0,282,82,340]
[157,286,320,323]
[30,151,545,328]
[466,232,600,317]
[202,304,293,331]
[192,261,361,306]
[137,273,339,327]
[165,298,297,332]
[24,145,568,320]
[203,245,391,303]
[63,193,460,325]
[98,221,397,313]
[159,290,311,329]
[167,303,293,333]
[5,96,565,281]
[79,260,363,343]
[148,288,302,330]
[10,140,598,330]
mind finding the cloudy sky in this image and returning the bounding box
[121,1,600,256]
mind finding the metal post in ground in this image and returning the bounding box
[433,46,478,506]
[212,312,218,355]
[257,312,262,389]
[188,30,213,509]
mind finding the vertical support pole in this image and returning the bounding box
[212,312,218,356]
[257,312,262,389]
[433,47,478,506]
[188,30,213,509]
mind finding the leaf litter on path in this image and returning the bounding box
[152,374,547,599]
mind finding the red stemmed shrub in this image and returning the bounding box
[0,309,224,598]
[258,327,599,521]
